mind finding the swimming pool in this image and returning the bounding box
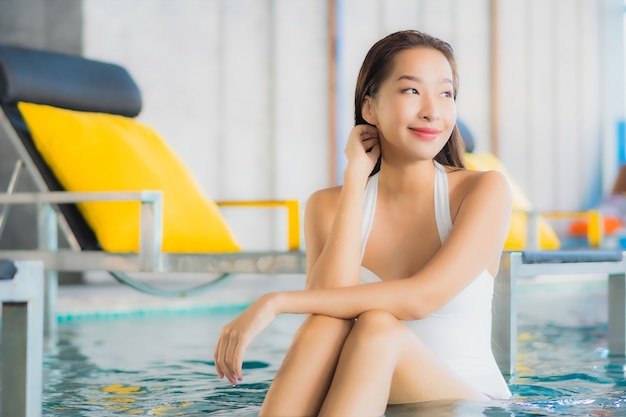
[25,276,626,415]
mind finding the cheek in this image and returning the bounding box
[442,98,457,116]
[439,102,456,133]
[377,107,407,137]
[443,103,457,130]
[372,101,398,127]
[384,100,413,122]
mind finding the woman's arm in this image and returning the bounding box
[215,170,512,383]
[277,170,512,320]
[304,124,380,290]
[304,176,366,289]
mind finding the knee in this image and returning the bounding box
[352,310,406,341]
[356,309,400,326]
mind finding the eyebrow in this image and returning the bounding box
[396,75,453,85]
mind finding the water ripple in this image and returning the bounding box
[36,311,626,416]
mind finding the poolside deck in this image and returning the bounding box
[56,273,307,319]
[55,272,609,328]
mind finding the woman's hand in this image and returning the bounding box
[344,124,380,179]
[214,293,278,385]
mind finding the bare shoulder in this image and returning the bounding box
[306,185,343,215]
[449,167,512,217]
[457,167,510,193]
[449,168,512,267]
[304,185,343,233]
[303,185,343,269]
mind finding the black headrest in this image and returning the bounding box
[0,44,142,117]
[0,259,17,280]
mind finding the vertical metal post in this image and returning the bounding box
[38,203,58,334]
[286,200,300,251]
[0,260,45,417]
[526,211,539,250]
[492,252,518,376]
[139,192,162,272]
[587,210,603,248]
[608,273,626,356]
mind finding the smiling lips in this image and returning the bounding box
[409,127,441,141]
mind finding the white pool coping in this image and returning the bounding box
[53,271,612,324]
[56,273,307,319]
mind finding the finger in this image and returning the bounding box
[213,338,225,379]
[363,138,379,153]
[359,125,379,137]
[216,329,238,385]
[225,331,244,382]
[217,330,239,386]
[232,341,248,381]
[360,131,378,141]
[361,136,378,143]
[221,337,238,386]
[367,142,381,156]
[358,123,378,132]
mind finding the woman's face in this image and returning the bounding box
[364,47,457,166]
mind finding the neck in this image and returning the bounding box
[376,159,437,198]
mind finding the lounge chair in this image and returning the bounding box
[0,44,306,322]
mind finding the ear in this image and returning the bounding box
[362,96,378,125]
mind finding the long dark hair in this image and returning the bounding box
[354,30,465,175]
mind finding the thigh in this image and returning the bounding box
[388,325,488,404]
[260,314,354,417]
[317,310,486,417]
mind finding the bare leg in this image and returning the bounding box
[259,314,353,417]
[319,310,487,417]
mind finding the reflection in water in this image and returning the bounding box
[386,399,492,417]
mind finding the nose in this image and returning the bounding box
[418,94,440,122]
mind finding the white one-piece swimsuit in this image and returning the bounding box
[359,161,512,399]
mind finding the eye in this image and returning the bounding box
[402,88,418,94]
[441,91,453,98]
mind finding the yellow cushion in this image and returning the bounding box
[464,152,560,250]
[19,102,241,253]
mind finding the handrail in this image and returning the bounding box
[514,209,604,249]
[217,200,301,251]
[0,191,164,271]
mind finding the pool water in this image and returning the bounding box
[12,277,626,415]
[42,308,294,416]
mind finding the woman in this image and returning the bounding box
[214,30,513,416]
